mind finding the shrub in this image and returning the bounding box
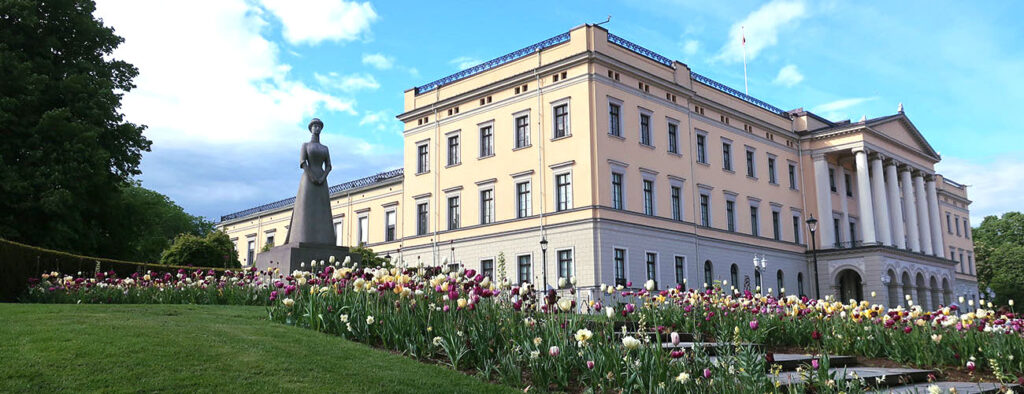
[159,231,239,268]
[350,246,388,268]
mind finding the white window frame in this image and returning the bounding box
[638,107,653,147]
[612,246,629,283]
[445,130,461,167]
[512,109,531,150]
[721,137,734,172]
[478,120,495,158]
[724,191,738,232]
[415,139,430,175]
[767,153,778,185]
[445,190,461,231]
[644,250,659,285]
[384,209,397,241]
[550,97,571,139]
[695,129,709,165]
[555,247,575,279]
[607,96,623,137]
[787,160,799,190]
[770,203,783,241]
[673,255,687,287]
[744,145,757,179]
[698,185,713,227]
[333,217,344,246]
[516,253,533,285]
[553,169,573,212]
[357,214,369,245]
[748,197,762,237]
[478,183,496,225]
[666,118,680,155]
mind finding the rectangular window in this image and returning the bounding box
[722,142,732,171]
[639,113,651,146]
[670,186,681,220]
[553,103,569,138]
[792,215,801,244]
[745,149,755,177]
[609,103,621,136]
[829,168,837,192]
[700,194,710,227]
[517,255,531,284]
[515,115,530,149]
[358,216,368,245]
[642,179,654,216]
[750,206,759,236]
[768,157,777,184]
[955,216,961,236]
[668,123,678,153]
[946,213,952,234]
[265,235,275,248]
[479,125,494,157]
[555,173,571,212]
[417,144,429,174]
[481,259,494,281]
[833,218,841,246]
[696,134,707,164]
[557,249,573,279]
[611,173,623,210]
[645,252,657,282]
[844,173,853,197]
[385,210,396,241]
[480,189,494,224]
[849,221,857,244]
[788,163,797,189]
[516,181,531,218]
[726,200,736,232]
[246,239,255,266]
[614,248,626,282]
[335,220,344,246]
[416,203,428,236]
[772,210,781,241]
[674,256,685,285]
[447,135,460,166]
[447,196,460,230]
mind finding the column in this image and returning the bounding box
[869,155,891,246]
[853,148,877,244]
[885,161,906,249]
[913,172,933,255]
[836,164,850,245]
[900,167,921,253]
[812,154,835,248]
[926,178,943,256]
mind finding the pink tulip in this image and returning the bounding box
[811,359,819,370]
[586,360,595,369]
[670,332,681,346]
[703,368,711,379]
[749,320,759,330]
[549,346,560,357]
[966,361,976,372]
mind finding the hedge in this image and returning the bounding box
[0,238,227,302]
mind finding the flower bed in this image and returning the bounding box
[23,259,1023,392]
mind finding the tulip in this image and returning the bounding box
[703,368,711,379]
[622,336,641,350]
[548,346,560,357]
[749,320,759,330]
[282,298,294,307]
[605,306,615,319]
[811,359,819,370]
[586,360,595,370]
[670,350,684,358]
[670,331,681,346]
[966,361,976,372]
[676,372,690,384]
[645,279,655,291]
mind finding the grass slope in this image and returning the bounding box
[0,304,514,393]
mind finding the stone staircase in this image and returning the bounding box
[611,324,1019,393]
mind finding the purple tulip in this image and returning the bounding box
[811,359,819,369]
[749,320,759,330]
[703,368,711,379]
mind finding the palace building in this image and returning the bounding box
[217,24,980,309]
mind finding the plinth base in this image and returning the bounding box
[253,242,361,273]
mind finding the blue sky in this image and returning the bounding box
[93,0,1024,224]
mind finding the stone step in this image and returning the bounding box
[614,331,699,342]
[772,367,935,388]
[869,381,1020,394]
[718,353,857,371]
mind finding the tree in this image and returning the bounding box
[159,231,240,269]
[973,212,1024,306]
[102,185,213,263]
[0,0,151,255]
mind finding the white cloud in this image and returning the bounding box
[362,53,393,70]
[716,0,807,63]
[773,64,804,87]
[935,156,1024,224]
[359,109,397,134]
[450,56,483,70]
[258,0,378,45]
[93,0,398,219]
[314,72,380,92]
[682,39,700,56]
[810,97,876,120]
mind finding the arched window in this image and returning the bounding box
[797,273,805,297]
[703,260,713,288]
[730,264,739,289]
[776,270,784,296]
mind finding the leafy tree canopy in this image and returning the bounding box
[160,231,240,269]
[973,212,1024,306]
[0,0,151,255]
[103,185,214,263]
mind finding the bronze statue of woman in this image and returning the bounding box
[284,118,336,245]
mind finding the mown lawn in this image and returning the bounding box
[0,304,515,393]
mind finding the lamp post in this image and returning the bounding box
[540,237,549,291]
[880,274,891,307]
[806,215,820,299]
[450,240,455,271]
[753,254,767,294]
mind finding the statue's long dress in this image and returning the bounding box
[284,142,336,245]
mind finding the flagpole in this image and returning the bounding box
[742,25,748,95]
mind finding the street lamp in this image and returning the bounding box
[450,240,455,271]
[806,215,820,299]
[753,254,767,294]
[540,237,549,291]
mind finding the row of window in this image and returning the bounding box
[949,247,975,275]
[460,249,576,284]
[611,170,804,244]
[694,133,798,189]
[945,212,971,238]
[416,103,571,174]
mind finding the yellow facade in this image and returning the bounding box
[218,24,979,308]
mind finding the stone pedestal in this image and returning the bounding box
[254,242,361,273]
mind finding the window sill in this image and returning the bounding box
[639,142,655,150]
[696,161,710,167]
[723,168,735,174]
[608,133,625,140]
[445,163,461,169]
[551,134,572,142]
[769,182,780,187]
[478,154,495,160]
[747,175,758,181]
[512,145,532,152]
[667,151,682,158]
[416,170,430,176]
